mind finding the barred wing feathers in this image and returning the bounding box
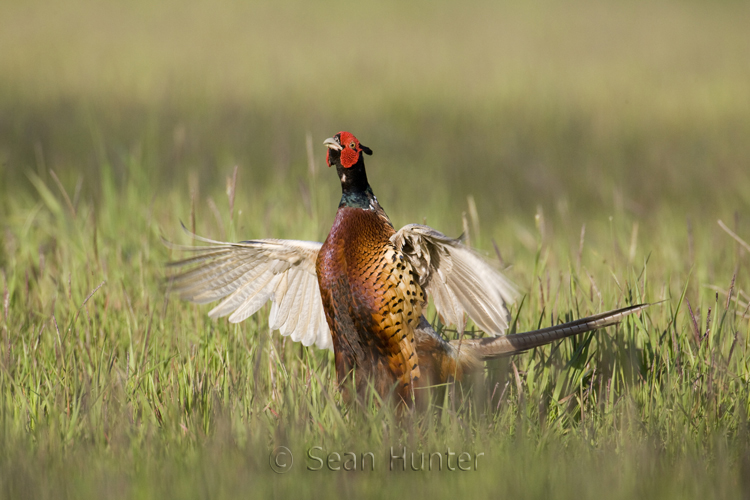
[166,236,332,350]
[392,224,518,336]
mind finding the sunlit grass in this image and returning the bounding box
[1,0,750,498]
[2,152,749,498]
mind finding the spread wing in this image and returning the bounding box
[165,235,332,350]
[391,224,518,336]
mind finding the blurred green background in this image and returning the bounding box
[2,1,750,499]
[2,0,749,221]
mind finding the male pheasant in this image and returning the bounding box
[167,131,647,405]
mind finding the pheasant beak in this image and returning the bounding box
[323,137,342,151]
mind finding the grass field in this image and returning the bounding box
[2,0,750,498]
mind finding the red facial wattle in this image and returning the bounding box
[339,145,360,168]
[338,132,361,169]
[325,131,371,168]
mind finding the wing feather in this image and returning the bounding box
[316,306,332,350]
[198,260,272,305]
[291,272,313,344]
[279,270,306,337]
[166,238,333,350]
[391,224,518,336]
[270,270,300,329]
[223,268,279,322]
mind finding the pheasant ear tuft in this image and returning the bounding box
[361,145,373,156]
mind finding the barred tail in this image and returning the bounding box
[457,303,649,362]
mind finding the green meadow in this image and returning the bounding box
[1,0,750,498]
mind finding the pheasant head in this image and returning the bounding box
[324,131,375,207]
[324,131,372,169]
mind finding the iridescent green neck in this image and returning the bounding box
[340,185,377,209]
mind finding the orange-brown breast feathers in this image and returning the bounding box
[317,207,425,400]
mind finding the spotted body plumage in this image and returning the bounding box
[317,206,425,402]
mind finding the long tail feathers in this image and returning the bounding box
[458,303,649,362]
